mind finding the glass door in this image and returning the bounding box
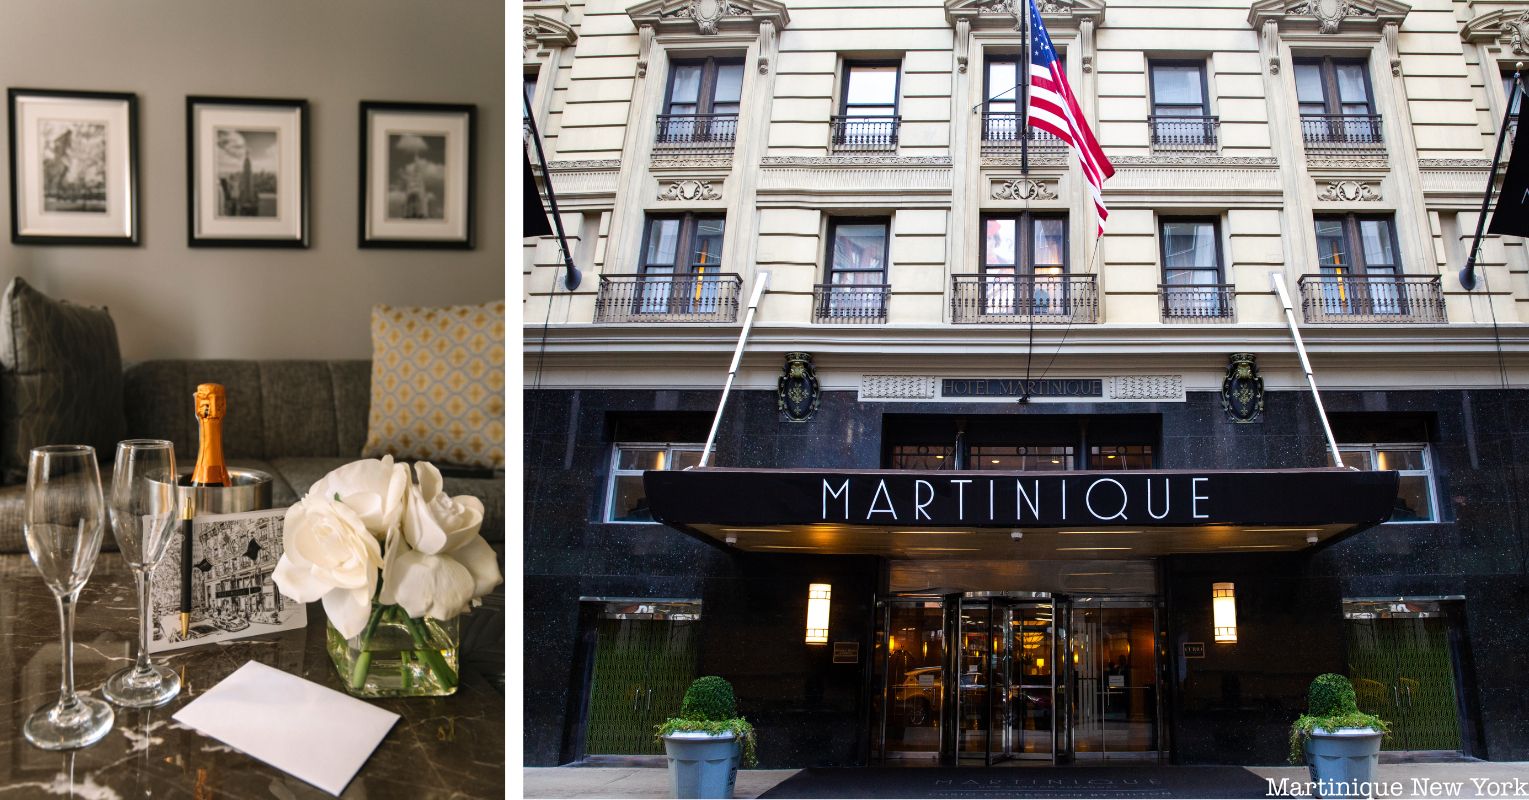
[585,605,700,755]
[955,597,1000,763]
[1067,599,1162,761]
[1345,600,1465,753]
[1007,600,1057,760]
[872,598,946,763]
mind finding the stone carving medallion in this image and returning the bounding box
[1288,0,1376,33]
[779,353,821,422]
[992,178,1058,200]
[688,0,740,34]
[1316,180,1380,202]
[1222,353,1265,424]
[658,179,722,201]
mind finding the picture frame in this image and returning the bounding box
[186,95,309,248]
[7,88,139,245]
[358,101,476,249]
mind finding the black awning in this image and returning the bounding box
[643,467,1399,558]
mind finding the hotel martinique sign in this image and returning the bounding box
[643,468,1400,530]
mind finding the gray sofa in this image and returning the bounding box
[0,359,504,681]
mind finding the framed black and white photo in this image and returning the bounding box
[359,101,475,249]
[187,96,308,247]
[7,88,138,245]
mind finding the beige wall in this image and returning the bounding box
[526,0,1529,338]
[1,0,505,361]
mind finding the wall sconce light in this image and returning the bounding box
[805,583,831,644]
[1213,582,1237,643]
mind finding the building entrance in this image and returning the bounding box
[871,592,1164,765]
[1344,599,1469,755]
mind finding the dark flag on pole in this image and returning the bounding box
[523,150,553,238]
[1488,124,1529,238]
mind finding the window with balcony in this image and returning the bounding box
[1159,218,1232,322]
[816,218,890,322]
[980,53,1065,157]
[833,62,900,152]
[594,215,741,323]
[1149,60,1217,153]
[1300,214,1444,323]
[954,214,1096,323]
[1295,57,1383,156]
[655,57,743,155]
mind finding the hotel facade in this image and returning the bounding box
[523,0,1529,768]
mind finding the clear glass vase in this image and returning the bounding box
[326,603,460,698]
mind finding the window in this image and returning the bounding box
[1314,214,1401,312]
[606,444,704,523]
[1149,60,1214,148]
[834,62,901,150]
[821,217,889,318]
[972,445,1075,471]
[637,215,726,314]
[523,69,539,115]
[1338,444,1437,522]
[657,57,743,148]
[1294,57,1380,145]
[981,213,1068,315]
[1088,445,1154,470]
[889,444,955,470]
[983,54,1021,142]
[1159,218,1227,318]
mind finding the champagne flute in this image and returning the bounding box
[102,440,181,708]
[23,445,114,750]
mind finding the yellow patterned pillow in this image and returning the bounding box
[363,301,505,470]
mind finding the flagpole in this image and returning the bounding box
[1460,62,1522,292]
[524,86,582,291]
[1020,0,1029,175]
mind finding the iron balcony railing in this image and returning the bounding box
[829,115,901,152]
[653,113,739,156]
[1149,115,1219,154]
[1297,274,1446,324]
[951,274,1099,324]
[813,283,890,323]
[594,273,743,323]
[1159,284,1236,323]
[980,112,1068,158]
[1300,114,1385,157]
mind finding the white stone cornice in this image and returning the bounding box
[1248,0,1410,38]
[626,0,790,38]
[944,0,1105,32]
[1463,7,1529,54]
[523,13,577,52]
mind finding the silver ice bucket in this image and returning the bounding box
[152,467,274,515]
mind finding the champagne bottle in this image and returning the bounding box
[183,383,229,638]
[191,383,229,487]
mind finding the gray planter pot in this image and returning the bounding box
[662,731,740,799]
[1305,727,1383,798]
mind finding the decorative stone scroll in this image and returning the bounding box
[1316,180,1381,201]
[657,179,722,201]
[1287,0,1377,34]
[992,178,1059,200]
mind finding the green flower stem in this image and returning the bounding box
[349,602,389,691]
[402,614,458,690]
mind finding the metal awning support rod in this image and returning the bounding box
[1271,273,1344,467]
[698,272,771,468]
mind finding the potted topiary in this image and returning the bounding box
[1289,673,1390,797]
[657,676,757,800]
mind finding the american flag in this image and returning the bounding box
[1026,0,1114,235]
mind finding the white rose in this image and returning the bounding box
[272,496,383,638]
[380,462,502,621]
[305,456,409,539]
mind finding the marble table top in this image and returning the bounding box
[0,555,504,799]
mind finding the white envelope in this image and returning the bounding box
[172,660,400,796]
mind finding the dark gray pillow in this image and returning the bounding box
[0,278,125,484]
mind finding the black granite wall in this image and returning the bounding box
[523,386,1529,766]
